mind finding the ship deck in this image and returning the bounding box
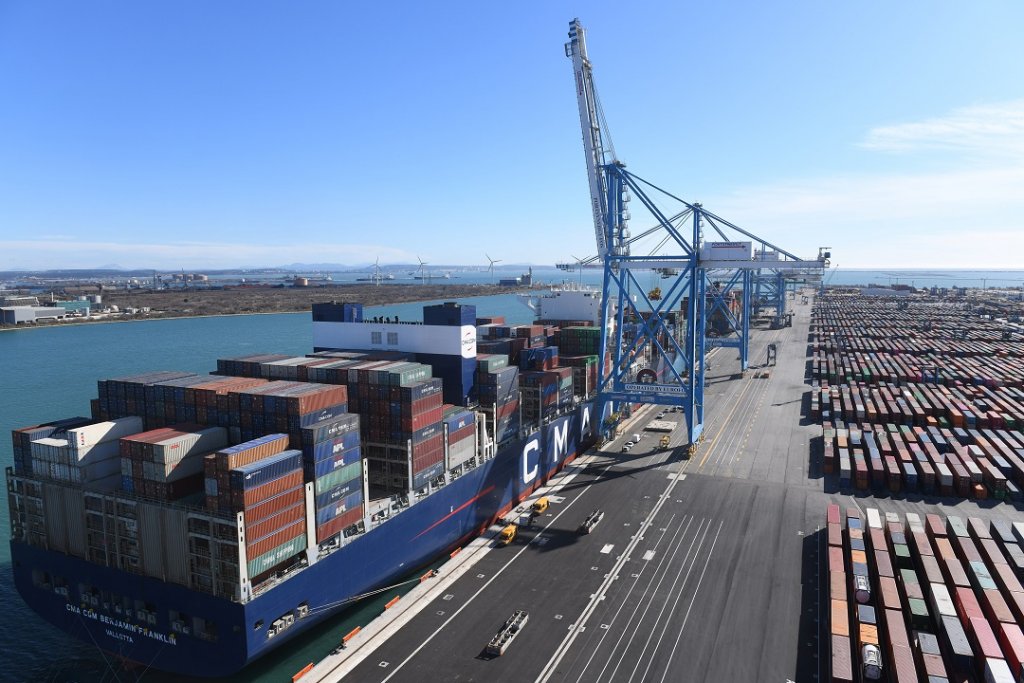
[303,290,1022,683]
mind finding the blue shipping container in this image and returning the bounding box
[314,477,363,509]
[315,491,364,525]
[298,413,360,446]
[291,402,349,428]
[230,450,303,490]
[412,462,445,489]
[302,431,361,463]
[306,447,363,479]
[444,409,475,433]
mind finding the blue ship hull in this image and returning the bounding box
[10,402,600,678]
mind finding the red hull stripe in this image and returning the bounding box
[412,485,497,540]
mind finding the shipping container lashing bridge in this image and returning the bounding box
[558,18,830,454]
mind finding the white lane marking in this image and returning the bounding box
[642,550,656,561]
[609,518,713,683]
[600,544,615,554]
[629,519,722,683]
[654,520,726,683]
[536,464,691,683]
[584,516,702,683]
[375,459,606,683]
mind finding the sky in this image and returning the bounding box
[1,2,1022,271]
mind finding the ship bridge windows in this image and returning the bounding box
[387,332,399,345]
[371,331,382,345]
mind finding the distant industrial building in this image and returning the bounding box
[1,295,39,307]
[0,306,67,325]
[56,300,92,315]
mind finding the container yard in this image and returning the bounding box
[827,504,1024,683]
[812,292,1024,502]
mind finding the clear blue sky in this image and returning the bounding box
[2,2,1022,270]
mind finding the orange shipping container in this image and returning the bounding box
[831,599,850,637]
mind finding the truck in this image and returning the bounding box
[497,524,517,546]
[660,435,671,449]
[532,497,549,515]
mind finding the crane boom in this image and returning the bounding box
[566,18,613,259]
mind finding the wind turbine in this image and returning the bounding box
[486,253,502,282]
[417,256,429,283]
[373,257,382,286]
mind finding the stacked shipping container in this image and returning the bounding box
[813,293,1024,503]
[827,504,1024,683]
[26,416,143,488]
[119,424,228,501]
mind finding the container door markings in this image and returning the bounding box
[600,544,614,554]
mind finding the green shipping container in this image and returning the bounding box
[248,533,306,577]
[315,461,363,494]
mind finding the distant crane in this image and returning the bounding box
[486,254,502,282]
[564,18,828,451]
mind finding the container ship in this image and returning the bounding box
[6,294,626,678]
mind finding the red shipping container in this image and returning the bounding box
[412,449,444,473]
[232,470,304,509]
[448,424,476,445]
[921,557,942,585]
[245,502,305,542]
[925,513,946,538]
[412,433,444,456]
[316,506,363,543]
[831,634,853,683]
[967,616,1003,662]
[246,518,305,558]
[828,546,844,573]
[830,571,847,601]
[879,576,901,611]
[981,589,1015,625]
[827,523,842,548]
[997,623,1024,682]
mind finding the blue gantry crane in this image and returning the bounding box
[562,18,829,452]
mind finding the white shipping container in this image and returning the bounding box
[985,657,1014,683]
[143,453,205,482]
[67,416,144,451]
[74,440,121,465]
[866,508,882,529]
[929,583,957,618]
[151,427,227,464]
[937,463,954,487]
[30,437,69,463]
[448,438,477,468]
[79,456,122,482]
[905,512,924,532]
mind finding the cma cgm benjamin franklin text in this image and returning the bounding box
[6,293,618,677]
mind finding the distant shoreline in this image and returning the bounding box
[0,309,312,333]
[0,286,532,334]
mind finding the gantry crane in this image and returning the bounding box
[564,18,828,450]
